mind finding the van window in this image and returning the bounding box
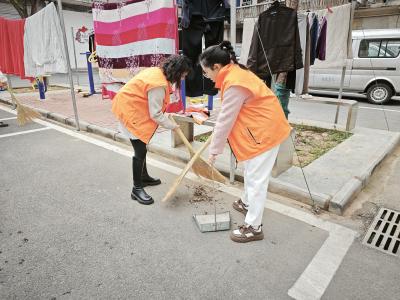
[359,39,400,58]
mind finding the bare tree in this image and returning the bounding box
[8,0,47,18]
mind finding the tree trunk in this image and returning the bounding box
[9,0,45,18]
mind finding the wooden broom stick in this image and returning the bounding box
[162,134,213,203]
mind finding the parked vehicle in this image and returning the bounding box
[309,29,400,104]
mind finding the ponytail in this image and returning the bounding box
[199,40,248,70]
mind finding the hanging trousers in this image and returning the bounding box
[182,16,224,97]
[241,145,280,227]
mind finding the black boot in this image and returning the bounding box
[142,159,161,187]
[131,157,154,205]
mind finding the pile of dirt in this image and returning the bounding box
[190,185,214,203]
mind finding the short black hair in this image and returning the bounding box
[199,40,247,70]
[160,55,192,89]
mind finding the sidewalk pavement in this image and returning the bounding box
[1,89,399,215]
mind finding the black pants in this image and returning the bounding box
[130,139,147,160]
[182,16,224,97]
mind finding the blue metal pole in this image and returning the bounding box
[85,51,95,95]
[207,95,213,111]
[37,77,46,100]
[181,79,186,112]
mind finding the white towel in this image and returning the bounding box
[24,3,68,77]
[312,4,352,69]
[295,13,308,95]
[240,18,257,65]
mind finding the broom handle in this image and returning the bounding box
[170,116,196,152]
[162,134,212,202]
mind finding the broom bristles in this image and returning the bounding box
[7,88,41,126]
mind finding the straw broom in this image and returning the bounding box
[170,116,226,183]
[7,88,41,126]
[162,134,213,203]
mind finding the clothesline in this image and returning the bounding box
[297,0,349,11]
[237,0,350,19]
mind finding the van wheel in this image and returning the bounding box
[366,83,393,105]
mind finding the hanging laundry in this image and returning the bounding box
[240,18,257,65]
[302,17,311,95]
[316,17,327,61]
[0,17,30,79]
[181,0,229,97]
[247,1,303,80]
[24,2,68,77]
[92,0,178,99]
[309,14,319,66]
[295,13,308,96]
[313,3,352,69]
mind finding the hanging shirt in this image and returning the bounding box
[24,2,68,77]
[310,14,319,65]
[316,17,327,61]
[247,2,303,79]
[181,0,230,28]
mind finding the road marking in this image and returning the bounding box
[0,127,50,139]
[0,105,359,300]
[359,106,400,113]
[0,117,17,121]
[288,227,356,300]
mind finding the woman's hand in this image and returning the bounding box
[208,154,217,165]
[172,125,180,132]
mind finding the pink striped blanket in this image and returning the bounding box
[92,0,178,99]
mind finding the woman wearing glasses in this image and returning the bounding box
[200,41,291,243]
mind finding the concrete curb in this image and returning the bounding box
[269,178,331,210]
[329,178,363,215]
[329,133,400,215]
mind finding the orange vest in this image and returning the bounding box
[112,67,171,144]
[215,64,291,161]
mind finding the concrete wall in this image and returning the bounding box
[353,15,400,29]
[353,4,400,30]
[62,10,94,69]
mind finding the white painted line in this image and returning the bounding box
[0,127,50,139]
[359,106,400,113]
[288,228,356,300]
[0,105,359,299]
[0,117,17,121]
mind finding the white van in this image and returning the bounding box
[309,29,400,104]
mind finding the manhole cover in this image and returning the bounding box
[362,208,400,257]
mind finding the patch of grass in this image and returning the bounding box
[195,132,212,143]
[194,124,352,167]
[292,124,352,167]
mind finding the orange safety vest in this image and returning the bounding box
[215,64,291,162]
[112,67,171,144]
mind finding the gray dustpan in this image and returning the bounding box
[193,211,231,233]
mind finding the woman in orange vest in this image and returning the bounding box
[200,41,291,243]
[112,55,191,205]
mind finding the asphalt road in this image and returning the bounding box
[289,96,400,132]
[1,106,399,299]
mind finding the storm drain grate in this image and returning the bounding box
[362,208,400,257]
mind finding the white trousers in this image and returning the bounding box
[242,145,280,227]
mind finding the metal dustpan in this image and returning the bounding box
[193,211,231,233]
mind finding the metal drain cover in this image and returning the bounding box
[362,207,400,257]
